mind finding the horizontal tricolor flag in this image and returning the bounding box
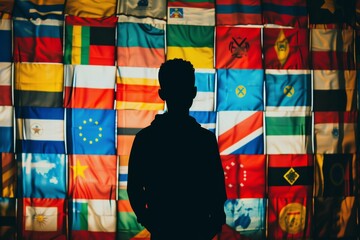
[14,63,64,108]
[117,0,166,19]
[64,15,117,66]
[314,111,357,154]
[13,0,65,20]
[1,153,16,197]
[116,67,164,110]
[217,111,264,155]
[64,64,116,109]
[0,18,11,62]
[65,0,116,18]
[13,18,63,63]
[0,106,13,153]
[0,63,12,106]
[216,0,262,25]
[117,16,165,68]
[191,69,215,111]
[16,107,65,154]
[189,111,216,133]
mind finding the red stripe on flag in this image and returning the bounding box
[217,0,260,5]
[64,87,115,109]
[314,111,357,124]
[168,1,214,8]
[0,85,12,106]
[268,154,313,168]
[117,47,164,68]
[116,84,163,103]
[216,13,262,25]
[66,15,117,27]
[312,51,355,70]
[263,0,306,7]
[89,45,115,66]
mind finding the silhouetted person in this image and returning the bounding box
[127,58,227,240]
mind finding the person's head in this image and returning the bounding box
[158,58,197,114]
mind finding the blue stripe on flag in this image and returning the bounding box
[14,20,62,38]
[0,127,13,152]
[216,4,261,14]
[15,107,64,120]
[195,71,215,92]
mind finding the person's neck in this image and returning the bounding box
[166,110,189,119]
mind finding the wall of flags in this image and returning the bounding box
[0,0,359,239]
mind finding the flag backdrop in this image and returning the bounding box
[1,1,360,240]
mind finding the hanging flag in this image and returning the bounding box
[117,16,165,68]
[166,24,214,69]
[262,0,307,27]
[216,69,264,111]
[14,63,64,108]
[13,18,63,63]
[314,111,357,154]
[64,65,116,109]
[70,199,117,239]
[217,111,264,155]
[216,0,262,25]
[65,0,116,18]
[189,111,216,133]
[117,109,159,156]
[1,153,16,197]
[267,154,313,198]
[314,154,356,197]
[224,198,265,237]
[19,198,66,239]
[68,154,117,200]
[191,69,216,111]
[13,0,65,20]
[118,155,129,195]
[116,67,164,110]
[64,15,117,66]
[0,18,11,62]
[0,0,14,14]
[0,106,13,153]
[0,63,11,106]
[308,0,356,26]
[263,28,309,69]
[313,70,357,111]
[216,26,262,69]
[0,197,16,240]
[221,154,265,199]
[311,28,355,70]
[66,108,116,155]
[265,69,311,112]
[268,197,311,239]
[15,107,65,154]
[117,0,166,20]
[19,153,66,198]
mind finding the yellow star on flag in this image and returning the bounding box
[70,160,88,179]
[321,0,336,14]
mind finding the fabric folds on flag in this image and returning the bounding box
[13,0,65,20]
[64,64,116,109]
[0,197,16,240]
[0,106,13,153]
[64,15,117,66]
[65,0,116,18]
[117,0,166,20]
[218,111,264,155]
[189,111,216,133]
[0,18,11,62]
[191,69,216,111]
[0,63,12,106]
[216,0,262,25]
[117,16,165,68]
[1,153,16,197]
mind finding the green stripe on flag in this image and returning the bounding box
[266,116,311,135]
[81,26,90,65]
[167,24,214,48]
[64,25,73,64]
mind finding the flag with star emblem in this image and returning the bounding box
[64,15,117,66]
[70,199,117,239]
[0,106,13,153]
[0,63,12,106]
[216,0,262,25]
[263,28,309,69]
[0,18,11,62]
[1,153,16,197]
[19,198,66,239]
[314,154,356,197]
[13,18,63,63]
[19,153,66,198]
[117,0,166,19]
[265,111,312,154]
[268,197,311,239]
[267,154,314,198]
[13,0,65,19]
[117,16,165,68]
[191,69,216,111]
[64,64,116,109]
[217,111,264,155]
[16,107,65,154]
[216,26,262,69]
[68,155,117,200]
[262,0,307,27]
[66,108,116,155]
[311,28,355,70]
[189,111,216,133]
[0,197,16,240]
[116,67,164,110]
[65,0,116,18]
[14,63,64,108]
[217,69,264,111]
[314,111,357,154]
[265,69,311,111]
[313,70,357,111]
[221,154,265,199]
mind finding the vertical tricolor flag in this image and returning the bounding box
[1,153,16,197]
[265,69,311,112]
[13,18,63,63]
[117,15,165,68]
[64,15,117,66]
[13,0,65,20]
[68,155,117,200]
[0,106,13,153]
[64,64,116,109]
[216,26,262,69]
[189,111,216,133]
[217,69,264,111]
[14,63,64,108]
[0,197,16,239]
[263,28,309,69]
[0,63,12,106]
[314,111,357,154]
[216,0,262,25]
[65,0,116,18]
[217,111,264,155]
[16,107,65,154]
[117,0,166,19]
[191,69,216,111]
[0,18,11,62]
